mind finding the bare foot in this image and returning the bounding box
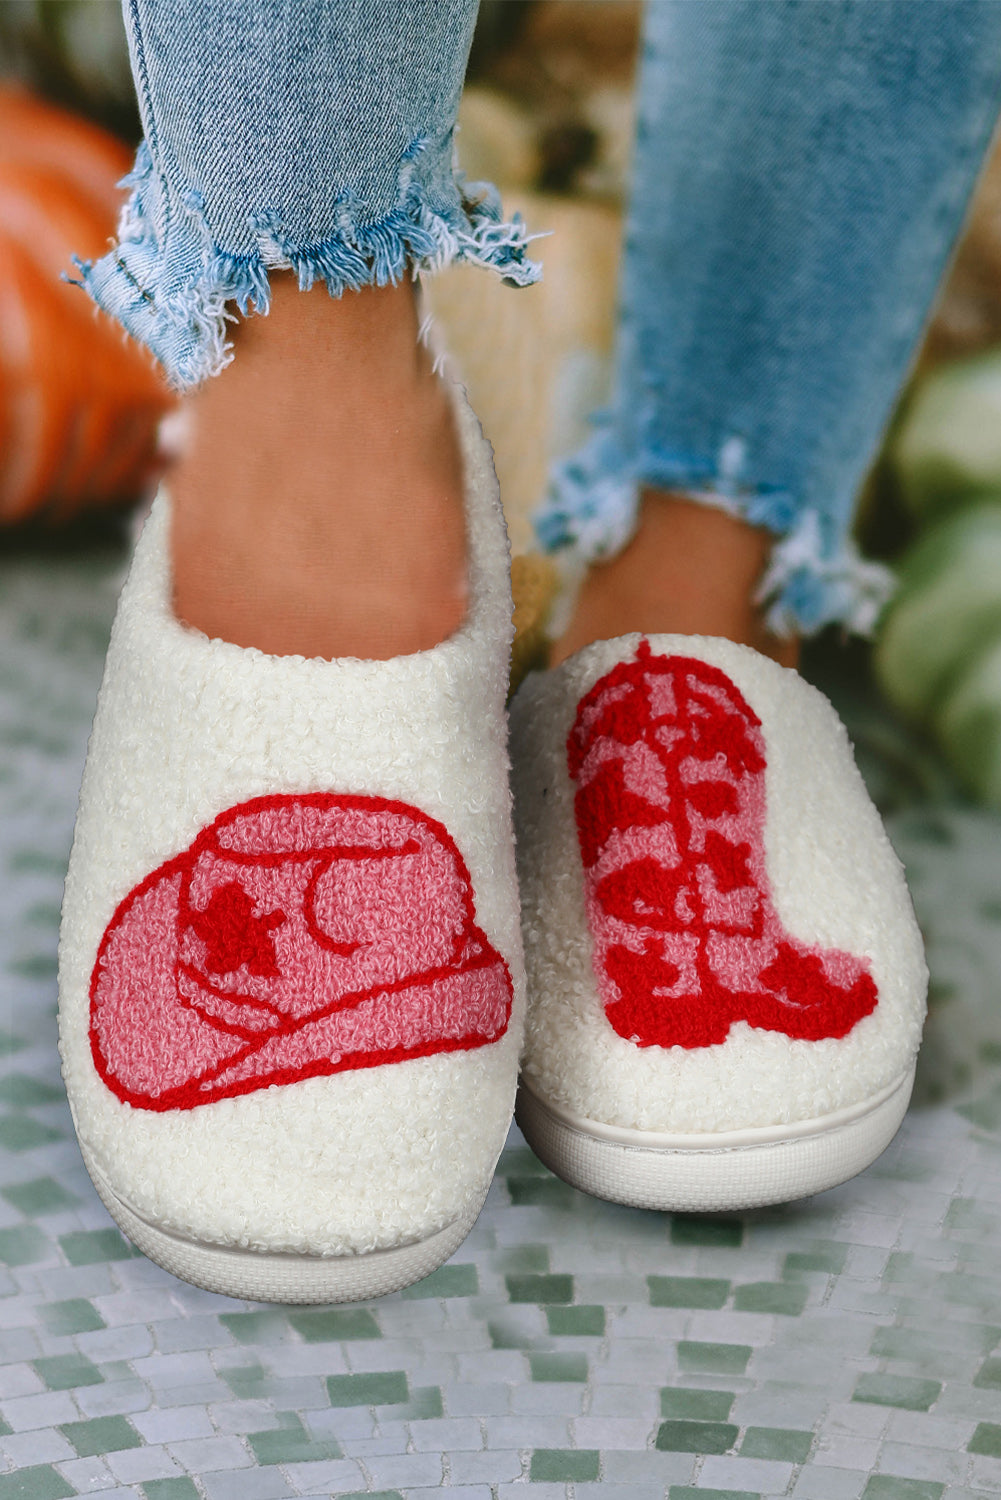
[551,489,799,669]
[169,276,467,660]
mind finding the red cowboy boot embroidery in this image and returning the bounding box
[90,793,513,1110]
[568,643,877,1049]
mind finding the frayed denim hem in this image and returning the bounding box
[755,512,894,639]
[69,140,542,389]
[534,424,895,640]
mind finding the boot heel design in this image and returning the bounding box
[510,632,927,1209]
[90,792,513,1112]
[569,642,877,1050]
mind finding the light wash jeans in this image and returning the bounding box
[78,0,1001,637]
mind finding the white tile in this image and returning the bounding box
[0,1389,78,1431]
[358,1451,446,1487]
[699,1454,797,1491]
[447,1448,524,1484]
[54,1456,116,1491]
[0,1427,76,1467]
[484,1417,573,1448]
[201,1468,293,1500]
[792,1464,868,1499]
[131,1405,215,1444]
[105,1444,186,1483]
[164,1435,254,1471]
[0,1363,45,1400]
[409,1416,484,1451]
[571,1418,652,1449]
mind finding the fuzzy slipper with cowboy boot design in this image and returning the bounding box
[58,390,525,1303]
[509,635,927,1212]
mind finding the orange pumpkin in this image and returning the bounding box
[0,86,174,523]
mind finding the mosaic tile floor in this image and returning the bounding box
[1,536,1000,1500]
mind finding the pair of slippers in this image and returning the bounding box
[57,392,927,1304]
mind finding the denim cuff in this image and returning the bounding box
[533,423,894,640]
[71,139,540,389]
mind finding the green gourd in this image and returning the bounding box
[875,502,1001,806]
[891,348,1001,522]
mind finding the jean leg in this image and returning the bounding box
[73,0,540,388]
[537,0,1001,636]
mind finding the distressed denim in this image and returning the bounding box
[80,1,1001,636]
[536,1,1001,636]
[74,0,539,389]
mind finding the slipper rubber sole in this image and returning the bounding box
[82,1143,486,1303]
[515,1065,915,1213]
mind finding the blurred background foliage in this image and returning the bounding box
[5,0,1001,806]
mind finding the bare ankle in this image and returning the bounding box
[167,277,468,660]
[551,490,799,669]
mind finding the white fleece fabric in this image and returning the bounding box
[509,634,927,1134]
[58,391,526,1257]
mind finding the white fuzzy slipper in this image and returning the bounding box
[58,391,525,1303]
[509,635,927,1212]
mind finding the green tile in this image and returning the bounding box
[853,1374,941,1411]
[669,1489,758,1500]
[2,1177,79,1215]
[974,1357,1001,1389]
[0,1116,62,1150]
[498,1244,550,1272]
[529,1450,600,1483]
[546,1305,605,1336]
[528,1353,588,1382]
[677,1341,751,1374]
[0,1226,48,1266]
[783,1243,848,1277]
[25,902,62,929]
[391,1386,444,1420]
[0,1075,64,1106]
[248,1415,342,1465]
[861,1480,945,1500]
[733,1281,808,1316]
[740,1426,813,1462]
[0,1467,75,1500]
[507,1177,579,1209]
[143,1480,203,1500]
[401,1264,478,1299]
[942,1271,1001,1309]
[9,851,67,874]
[655,1420,738,1454]
[649,1276,730,1309]
[499,1147,552,1177]
[335,1493,404,1500]
[0,1034,27,1056]
[38,1298,106,1335]
[286,1307,380,1341]
[969,1422,1001,1457]
[219,1362,268,1399]
[957,1093,1001,1132]
[945,1198,996,1237]
[326,1371,409,1407]
[488,1318,537,1351]
[883,1252,922,1285]
[218,1310,293,1344]
[870,1324,1000,1360]
[660,1388,735,1421]
[10,956,58,981]
[59,1228,136,1265]
[34,1354,103,1391]
[506,1273,573,1304]
[670,1217,743,1247]
[60,1415,142,1457]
